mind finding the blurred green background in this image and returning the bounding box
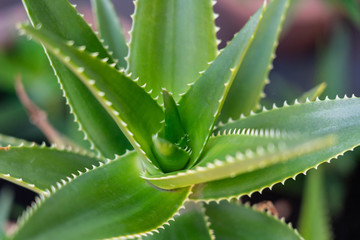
[0,0,359,239]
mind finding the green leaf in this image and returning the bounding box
[22,0,131,158]
[142,202,213,240]
[13,151,191,240]
[205,201,303,240]
[0,145,100,194]
[298,83,327,103]
[191,97,360,201]
[0,134,32,147]
[128,0,218,102]
[178,5,266,167]
[298,169,332,240]
[161,90,187,144]
[20,24,164,174]
[144,133,334,189]
[0,187,14,240]
[220,0,290,120]
[91,0,128,68]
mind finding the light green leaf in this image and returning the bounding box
[144,133,334,189]
[13,152,191,240]
[178,5,266,167]
[128,0,217,102]
[0,145,100,194]
[142,202,213,240]
[0,187,14,240]
[298,169,332,240]
[298,83,327,103]
[206,201,303,240]
[220,0,290,120]
[22,0,131,158]
[91,0,128,68]
[191,97,360,201]
[20,24,164,174]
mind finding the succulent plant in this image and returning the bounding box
[0,0,359,239]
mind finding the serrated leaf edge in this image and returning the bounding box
[190,143,359,204]
[0,142,99,195]
[217,94,359,127]
[144,135,334,190]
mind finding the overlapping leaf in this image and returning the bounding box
[178,5,266,167]
[220,0,290,120]
[144,132,334,189]
[23,0,131,158]
[191,97,360,201]
[19,24,165,173]
[13,152,190,240]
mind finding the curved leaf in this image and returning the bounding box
[143,202,213,240]
[91,0,128,68]
[0,145,100,194]
[191,97,360,201]
[205,201,303,240]
[22,0,131,158]
[128,0,218,102]
[220,0,290,120]
[144,133,334,189]
[13,152,191,240]
[178,5,266,167]
[20,24,164,174]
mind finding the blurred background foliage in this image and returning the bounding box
[0,0,359,239]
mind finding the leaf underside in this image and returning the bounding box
[13,152,190,240]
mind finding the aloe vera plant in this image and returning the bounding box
[1,0,360,239]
